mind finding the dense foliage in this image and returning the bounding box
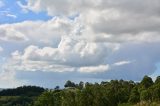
[0,86,45,106]
[1,76,160,106]
[34,76,160,106]
[0,86,45,96]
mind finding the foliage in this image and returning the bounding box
[0,86,45,106]
[1,76,160,106]
[64,80,76,88]
[0,86,45,96]
[33,75,160,106]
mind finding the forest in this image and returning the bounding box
[1,75,160,106]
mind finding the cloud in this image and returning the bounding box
[17,1,29,13]
[0,46,3,52]
[0,17,75,44]
[101,42,160,80]
[79,65,110,73]
[113,61,131,66]
[1,0,160,87]
[6,36,116,73]
[6,14,17,19]
[0,26,28,42]
[0,10,17,19]
[0,68,24,88]
[22,0,160,44]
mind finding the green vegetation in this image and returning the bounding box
[0,86,44,106]
[34,76,160,106]
[1,76,160,106]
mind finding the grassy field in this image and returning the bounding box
[0,96,35,106]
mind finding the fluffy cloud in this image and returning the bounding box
[6,36,117,73]
[0,26,28,42]
[25,0,160,17]
[1,0,160,87]
[22,0,160,43]
[2,0,160,44]
[0,17,77,45]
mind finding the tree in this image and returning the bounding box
[149,84,160,101]
[78,81,84,90]
[34,90,62,106]
[61,90,77,106]
[140,90,151,101]
[54,86,60,90]
[34,91,54,106]
[155,76,160,84]
[129,87,140,103]
[64,80,76,88]
[140,75,153,89]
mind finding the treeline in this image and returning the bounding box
[0,86,45,106]
[34,76,160,106]
[1,76,160,106]
[0,86,45,96]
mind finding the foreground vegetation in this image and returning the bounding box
[1,75,160,106]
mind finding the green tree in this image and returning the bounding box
[140,75,153,89]
[155,76,160,84]
[34,91,55,106]
[149,84,160,101]
[61,90,77,106]
[129,87,140,103]
[34,90,62,106]
[64,80,76,88]
[140,89,151,101]
[78,81,84,90]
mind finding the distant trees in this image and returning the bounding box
[0,86,45,96]
[64,80,76,88]
[78,81,84,90]
[2,75,160,106]
[34,80,135,106]
[33,75,160,106]
[0,86,45,106]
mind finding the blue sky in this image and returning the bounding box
[0,0,51,24]
[0,0,160,88]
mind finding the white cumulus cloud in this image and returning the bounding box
[1,0,160,86]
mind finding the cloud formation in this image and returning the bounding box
[0,0,160,87]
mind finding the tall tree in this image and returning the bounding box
[140,75,153,89]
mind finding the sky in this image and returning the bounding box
[0,0,160,88]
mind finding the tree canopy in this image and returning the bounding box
[1,75,160,106]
